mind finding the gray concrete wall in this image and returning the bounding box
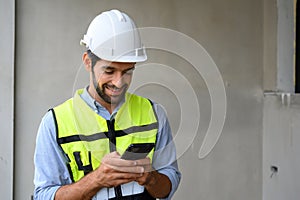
[14,0,263,199]
[263,94,300,200]
[276,0,295,92]
[263,0,278,91]
[0,0,15,199]
[263,0,295,92]
[262,1,300,199]
[0,0,295,199]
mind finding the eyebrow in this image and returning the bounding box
[102,66,135,72]
[101,66,114,70]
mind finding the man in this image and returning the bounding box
[34,9,181,200]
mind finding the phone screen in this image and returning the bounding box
[121,143,155,160]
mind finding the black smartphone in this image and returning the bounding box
[121,143,155,160]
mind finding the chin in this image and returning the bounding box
[110,97,123,105]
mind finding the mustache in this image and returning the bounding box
[103,84,128,90]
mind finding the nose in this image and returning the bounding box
[111,72,125,88]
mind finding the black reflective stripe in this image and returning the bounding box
[148,99,159,153]
[114,187,123,200]
[107,119,116,152]
[109,189,155,200]
[106,119,123,198]
[147,98,154,106]
[57,122,158,144]
[66,163,74,182]
[73,151,93,175]
[115,122,158,137]
[49,108,59,145]
[57,132,108,144]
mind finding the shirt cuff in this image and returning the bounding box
[34,185,60,200]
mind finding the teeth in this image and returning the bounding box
[106,86,122,93]
[113,88,120,91]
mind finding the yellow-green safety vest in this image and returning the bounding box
[52,89,158,183]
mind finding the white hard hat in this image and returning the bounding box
[80,9,147,63]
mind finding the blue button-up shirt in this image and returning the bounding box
[34,88,181,200]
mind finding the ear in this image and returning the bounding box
[82,52,92,72]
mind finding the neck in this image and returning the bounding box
[102,102,116,114]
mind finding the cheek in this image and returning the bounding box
[124,75,133,84]
[92,72,106,85]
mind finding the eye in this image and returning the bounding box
[124,67,135,75]
[104,69,114,74]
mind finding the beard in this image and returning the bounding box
[92,71,127,105]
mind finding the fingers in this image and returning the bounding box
[105,171,143,182]
[92,152,156,188]
[101,152,145,173]
[98,171,143,188]
[135,171,154,186]
[135,157,154,173]
[105,157,138,167]
[134,157,151,166]
[102,151,136,166]
[101,152,154,174]
[109,157,153,173]
[107,164,145,173]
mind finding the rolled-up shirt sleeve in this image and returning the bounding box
[152,103,181,199]
[34,111,72,200]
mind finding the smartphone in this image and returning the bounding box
[121,143,155,160]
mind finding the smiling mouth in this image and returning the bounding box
[105,85,126,96]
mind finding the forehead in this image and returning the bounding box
[96,59,135,70]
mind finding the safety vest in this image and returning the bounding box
[52,89,158,199]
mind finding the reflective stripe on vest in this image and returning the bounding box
[52,89,158,197]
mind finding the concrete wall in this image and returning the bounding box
[14,0,263,199]
[0,0,14,199]
[0,0,297,199]
[262,1,300,200]
[263,0,295,92]
[263,94,300,200]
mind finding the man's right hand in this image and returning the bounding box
[91,151,145,188]
[54,151,145,200]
